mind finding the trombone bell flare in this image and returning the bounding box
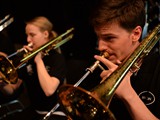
[57,24,160,120]
[57,84,116,120]
[0,55,18,84]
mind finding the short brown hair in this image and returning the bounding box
[90,0,145,31]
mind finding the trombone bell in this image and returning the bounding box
[0,55,18,84]
[57,24,160,120]
[58,84,116,120]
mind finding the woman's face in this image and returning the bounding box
[25,24,49,50]
[94,22,141,64]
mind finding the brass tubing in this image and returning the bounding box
[42,52,109,120]
[0,28,74,84]
[57,24,160,120]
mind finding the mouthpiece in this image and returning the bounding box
[87,52,109,73]
[101,51,109,58]
[17,43,33,53]
[28,43,33,47]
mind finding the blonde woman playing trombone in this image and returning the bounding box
[0,16,67,120]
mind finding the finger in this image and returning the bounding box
[23,45,33,51]
[116,59,122,65]
[94,55,116,69]
[100,70,111,78]
[100,75,108,83]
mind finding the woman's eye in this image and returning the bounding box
[30,33,35,37]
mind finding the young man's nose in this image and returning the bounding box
[98,40,108,52]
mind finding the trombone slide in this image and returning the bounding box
[57,24,160,120]
[0,28,74,84]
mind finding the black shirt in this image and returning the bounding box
[110,49,160,119]
[18,49,66,111]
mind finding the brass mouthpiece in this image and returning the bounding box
[101,51,109,58]
[87,51,109,73]
[17,43,33,53]
[28,43,33,47]
[97,51,109,71]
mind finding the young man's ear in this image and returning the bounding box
[132,26,142,41]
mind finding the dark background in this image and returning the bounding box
[0,0,98,58]
[0,0,102,83]
[1,0,159,58]
[0,0,160,119]
[1,0,160,63]
[0,0,101,108]
[0,0,101,87]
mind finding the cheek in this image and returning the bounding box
[116,40,132,60]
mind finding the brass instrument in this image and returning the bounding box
[0,14,14,32]
[57,24,160,120]
[42,52,109,120]
[0,28,74,84]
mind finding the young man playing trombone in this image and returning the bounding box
[91,0,160,119]
[57,0,160,120]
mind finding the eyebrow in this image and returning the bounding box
[100,33,117,37]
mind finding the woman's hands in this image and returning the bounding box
[23,43,43,63]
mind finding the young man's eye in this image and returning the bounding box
[103,36,115,41]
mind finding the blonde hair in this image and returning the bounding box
[26,16,57,39]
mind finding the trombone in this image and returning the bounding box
[57,24,160,120]
[0,14,14,32]
[0,28,74,84]
[42,52,109,120]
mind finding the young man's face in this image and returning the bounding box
[94,22,141,64]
